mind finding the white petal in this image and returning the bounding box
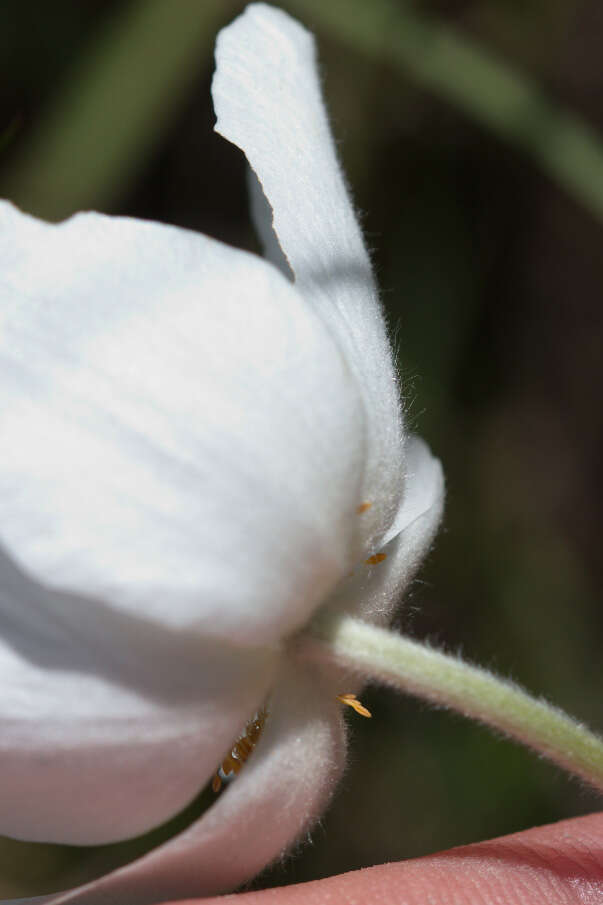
[41,663,346,904]
[247,168,292,279]
[0,546,278,844]
[325,436,445,625]
[0,201,366,645]
[212,4,405,551]
[2,898,54,905]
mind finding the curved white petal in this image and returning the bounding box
[0,546,278,844]
[247,168,292,279]
[0,201,367,646]
[212,4,405,552]
[41,662,346,904]
[325,436,445,625]
[2,898,54,905]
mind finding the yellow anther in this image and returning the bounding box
[356,501,373,514]
[336,693,372,718]
[212,708,268,794]
[365,552,387,565]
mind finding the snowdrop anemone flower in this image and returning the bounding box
[2,7,603,905]
[0,4,445,903]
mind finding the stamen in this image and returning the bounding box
[212,708,268,794]
[365,553,387,565]
[336,693,372,718]
[356,501,373,514]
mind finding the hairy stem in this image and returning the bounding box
[305,614,603,792]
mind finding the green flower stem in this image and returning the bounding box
[294,0,603,224]
[2,0,233,220]
[306,614,603,792]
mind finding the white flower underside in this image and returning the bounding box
[0,4,443,904]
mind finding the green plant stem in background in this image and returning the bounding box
[294,0,603,224]
[305,614,603,792]
[8,0,603,224]
[0,115,22,155]
[2,0,230,220]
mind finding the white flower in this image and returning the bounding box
[0,4,443,903]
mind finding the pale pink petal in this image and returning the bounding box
[325,436,445,624]
[1,201,366,647]
[41,663,346,904]
[212,3,405,553]
[0,544,278,844]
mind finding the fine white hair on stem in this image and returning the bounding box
[302,614,603,793]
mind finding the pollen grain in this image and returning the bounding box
[337,693,372,718]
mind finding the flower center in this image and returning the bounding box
[212,708,268,793]
[211,690,372,795]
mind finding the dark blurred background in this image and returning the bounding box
[0,0,601,896]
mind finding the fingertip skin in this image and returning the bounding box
[175,811,603,905]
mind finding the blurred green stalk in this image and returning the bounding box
[2,0,231,220]
[294,0,603,224]
[0,115,22,155]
